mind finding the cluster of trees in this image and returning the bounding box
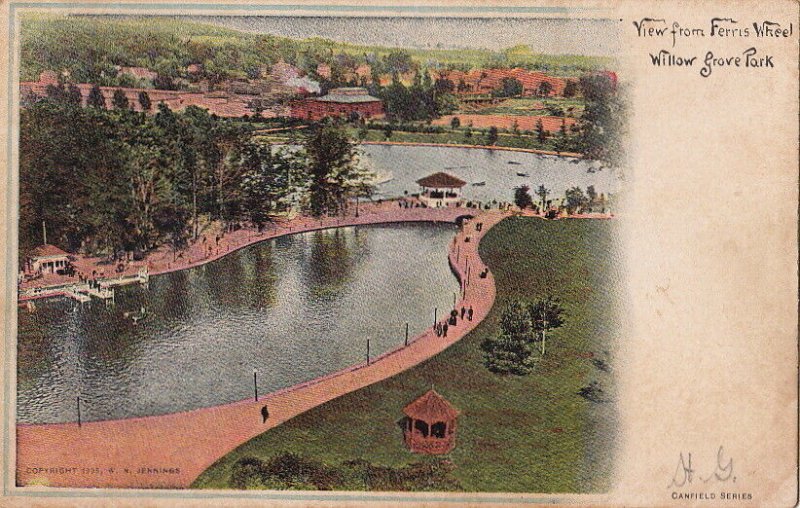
[378,72,459,122]
[488,78,554,99]
[229,453,460,491]
[573,74,626,165]
[564,185,606,214]
[513,184,605,215]
[20,96,373,259]
[481,298,564,375]
[491,77,524,98]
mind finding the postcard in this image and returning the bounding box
[0,0,797,506]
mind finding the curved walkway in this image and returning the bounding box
[16,207,508,489]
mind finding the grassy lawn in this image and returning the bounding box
[193,217,621,493]
[353,128,566,152]
[462,97,587,117]
[257,128,574,153]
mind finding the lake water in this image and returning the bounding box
[17,223,459,424]
[363,144,621,205]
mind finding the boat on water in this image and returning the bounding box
[507,161,522,165]
[472,181,486,186]
[516,172,529,177]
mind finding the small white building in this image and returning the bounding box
[416,172,467,208]
[28,244,70,275]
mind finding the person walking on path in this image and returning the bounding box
[443,323,449,337]
[460,306,466,319]
[468,306,474,321]
[261,405,269,423]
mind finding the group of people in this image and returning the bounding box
[398,200,426,209]
[434,305,474,338]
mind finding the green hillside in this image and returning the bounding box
[20,14,614,85]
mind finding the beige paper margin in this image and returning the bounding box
[0,0,797,506]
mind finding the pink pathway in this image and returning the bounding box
[16,207,508,489]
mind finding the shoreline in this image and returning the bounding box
[16,207,503,488]
[17,206,615,302]
[18,201,452,300]
[360,139,584,158]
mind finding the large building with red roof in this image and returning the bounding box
[289,87,384,121]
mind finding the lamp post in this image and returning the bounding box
[366,339,371,365]
[405,322,409,346]
[77,397,81,427]
[253,369,258,402]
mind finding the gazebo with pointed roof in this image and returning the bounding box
[402,389,460,454]
[415,172,466,208]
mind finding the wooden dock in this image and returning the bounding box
[19,267,146,303]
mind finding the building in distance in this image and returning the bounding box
[289,87,384,121]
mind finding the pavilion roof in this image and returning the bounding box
[30,244,69,259]
[315,87,381,103]
[403,389,459,421]
[416,172,466,189]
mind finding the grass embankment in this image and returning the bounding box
[462,97,586,116]
[193,217,621,493]
[260,127,576,153]
[348,128,566,152]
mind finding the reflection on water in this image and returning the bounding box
[17,223,458,424]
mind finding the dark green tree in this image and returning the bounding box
[553,119,571,153]
[112,88,130,110]
[481,300,536,375]
[576,73,626,165]
[514,185,533,209]
[239,142,295,226]
[536,184,550,212]
[537,81,553,97]
[450,116,461,130]
[87,84,106,109]
[384,50,414,75]
[563,79,578,98]
[304,119,363,217]
[586,185,597,209]
[66,84,83,105]
[535,118,546,144]
[492,77,523,97]
[138,91,152,111]
[486,126,499,146]
[564,186,588,214]
[434,77,455,94]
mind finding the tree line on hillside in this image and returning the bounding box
[22,16,611,87]
[20,97,373,259]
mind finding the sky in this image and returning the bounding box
[186,16,620,57]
